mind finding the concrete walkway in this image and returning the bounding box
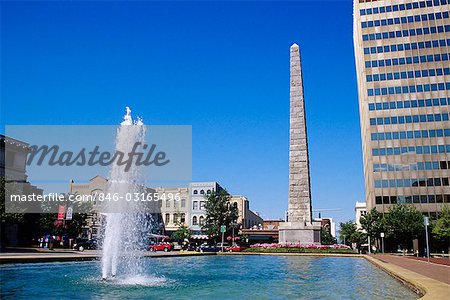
[372,254,450,285]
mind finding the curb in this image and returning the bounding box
[0,251,216,264]
[364,255,450,299]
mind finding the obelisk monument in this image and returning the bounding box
[279,43,321,244]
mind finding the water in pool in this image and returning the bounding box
[0,256,418,299]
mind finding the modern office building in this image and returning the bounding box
[353,0,450,217]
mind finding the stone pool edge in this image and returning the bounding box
[364,255,449,300]
[0,251,215,264]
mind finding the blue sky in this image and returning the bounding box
[1,0,363,224]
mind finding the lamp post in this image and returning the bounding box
[424,217,430,263]
[230,222,238,247]
[380,232,385,254]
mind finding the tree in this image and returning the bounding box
[384,204,424,250]
[339,221,365,248]
[1,177,26,248]
[432,205,450,251]
[320,228,337,245]
[360,208,386,246]
[203,190,238,243]
[172,224,192,242]
[0,177,25,224]
[35,193,91,239]
[1,177,90,247]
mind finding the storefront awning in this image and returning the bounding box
[191,234,209,239]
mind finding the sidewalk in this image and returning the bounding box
[406,256,450,266]
[371,254,450,285]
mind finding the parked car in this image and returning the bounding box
[215,242,230,251]
[148,242,172,252]
[73,238,98,251]
[196,244,221,253]
[184,243,197,251]
[226,245,248,252]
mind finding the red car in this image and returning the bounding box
[148,242,172,252]
[226,245,248,252]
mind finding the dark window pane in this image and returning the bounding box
[420,195,428,203]
[375,196,382,204]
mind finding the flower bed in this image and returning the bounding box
[244,243,355,254]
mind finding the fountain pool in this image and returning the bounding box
[0,256,418,299]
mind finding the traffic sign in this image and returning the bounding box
[220,225,226,233]
[66,207,73,220]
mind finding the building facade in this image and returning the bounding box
[188,182,221,232]
[70,176,163,238]
[230,195,263,229]
[187,182,263,232]
[316,218,337,238]
[1,135,43,246]
[355,201,367,229]
[1,135,43,196]
[353,0,450,217]
[71,178,262,237]
[155,186,189,234]
[69,176,108,238]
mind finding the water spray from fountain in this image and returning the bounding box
[101,107,148,280]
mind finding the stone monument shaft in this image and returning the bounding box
[288,43,312,225]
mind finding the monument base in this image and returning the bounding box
[278,221,322,244]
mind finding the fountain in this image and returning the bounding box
[101,107,148,280]
[0,107,420,299]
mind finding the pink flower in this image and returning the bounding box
[249,243,351,250]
